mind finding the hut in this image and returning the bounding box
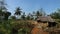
[37,16,57,27]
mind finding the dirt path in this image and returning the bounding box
[31,24,49,34]
[31,27,49,34]
[31,27,39,34]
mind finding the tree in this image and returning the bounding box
[26,13,31,20]
[35,8,46,19]
[0,0,11,20]
[32,11,35,15]
[50,9,60,19]
[50,9,60,25]
[0,9,2,16]
[21,12,26,20]
[32,11,36,20]
[14,7,22,19]
[11,16,16,20]
[36,10,42,17]
[29,13,34,20]
[14,7,22,15]
[4,11,11,20]
[40,8,46,16]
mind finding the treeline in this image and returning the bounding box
[10,7,46,20]
[0,7,60,20]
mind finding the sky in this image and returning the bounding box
[5,0,60,15]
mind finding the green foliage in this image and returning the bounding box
[35,8,45,17]
[18,27,31,34]
[0,0,11,20]
[21,12,26,20]
[0,9,2,13]
[11,16,16,20]
[11,21,32,34]
[50,9,60,19]
[0,21,12,34]
[4,12,11,20]
[36,10,42,16]
[0,0,60,34]
[26,15,31,20]
[50,9,60,24]
[0,20,32,34]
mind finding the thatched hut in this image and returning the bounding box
[37,16,57,27]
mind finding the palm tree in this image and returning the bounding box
[14,7,22,19]
[14,7,22,15]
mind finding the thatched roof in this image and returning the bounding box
[37,16,55,22]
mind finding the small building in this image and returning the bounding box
[37,16,57,27]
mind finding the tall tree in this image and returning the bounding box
[40,8,46,16]
[0,0,11,20]
[14,7,22,19]
[14,7,22,15]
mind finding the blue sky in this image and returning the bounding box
[6,0,60,15]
